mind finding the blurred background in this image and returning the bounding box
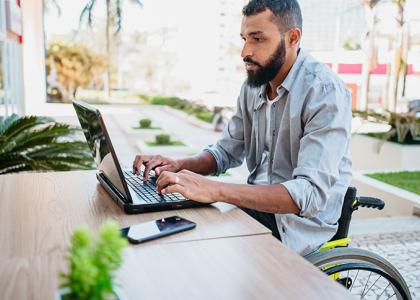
[0,0,419,297]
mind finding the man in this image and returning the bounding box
[133,0,352,256]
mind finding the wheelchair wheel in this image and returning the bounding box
[305,247,411,300]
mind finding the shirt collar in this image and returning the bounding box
[282,48,306,92]
[254,49,306,111]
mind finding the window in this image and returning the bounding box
[0,0,24,116]
[1,0,6,109]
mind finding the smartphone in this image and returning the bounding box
[121,216,196,244]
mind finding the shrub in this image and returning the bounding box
[149,95,217,125]
[135,93,151,102]
[195,112,215,123]
[139,118,152,129]
[150,95,168,105]
[155,134,171,145]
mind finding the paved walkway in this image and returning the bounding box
[108,105,250,182]
[350,217,420,299]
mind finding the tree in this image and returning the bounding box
[79,0,143,99]
[360,0,381,111]
[46,42,107,101]
[389,0,408,112]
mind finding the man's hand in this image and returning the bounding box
[132,154,181,181]
[156,169,219,203]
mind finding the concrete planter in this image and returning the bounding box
[351,170,420,219]
[136,140,199,157]
[350,134,420,171]
[125,127,164,140]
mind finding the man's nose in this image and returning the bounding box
[241,43,253,59]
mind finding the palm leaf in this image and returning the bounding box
[130,0,143,7]
[80,0,97,26]
[0,114,20,135]
[0,115,54,140]
[374,128,397,153]
[0,123,76,153]
[0,115,95,174]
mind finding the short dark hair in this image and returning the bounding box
[242,0,302,33]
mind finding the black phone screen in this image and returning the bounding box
[121,216,196,243]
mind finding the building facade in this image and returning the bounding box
[0,0,24,117]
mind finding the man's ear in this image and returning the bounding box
[287,28,301,48]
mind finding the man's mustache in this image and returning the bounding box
[243,56,262,68]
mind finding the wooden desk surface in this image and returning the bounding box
[0,170,269,259]
[0,171,353,299]
[0,235,352,300]
[117,235,353,300]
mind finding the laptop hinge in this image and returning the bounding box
[96,172,130,207]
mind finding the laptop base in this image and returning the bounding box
[96,172,205,214]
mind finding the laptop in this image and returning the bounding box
[72,100,204,214]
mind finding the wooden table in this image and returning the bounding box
[0,171,353,299]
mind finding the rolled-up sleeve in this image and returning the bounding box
[204,94,246,176]
[281,82,351,218]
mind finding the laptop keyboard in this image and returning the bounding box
[123,170,186,204]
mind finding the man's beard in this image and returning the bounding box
[244,38,286,87]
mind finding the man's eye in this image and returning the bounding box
[254,37,262,42]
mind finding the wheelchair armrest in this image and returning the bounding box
[354,196,385,210]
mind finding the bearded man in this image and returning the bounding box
[132,0,352,256]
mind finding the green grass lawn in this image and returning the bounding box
[145,141,185,146]
[367,171,420,195]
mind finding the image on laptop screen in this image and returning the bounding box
[73,101,129,200]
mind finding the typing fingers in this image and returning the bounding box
[133,155,150,174]
[156,171,179,193]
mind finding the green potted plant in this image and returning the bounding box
[139,118,152,129]
[155,133,171,145]
[57,220,127,300]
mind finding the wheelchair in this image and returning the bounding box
[304,187,412,300]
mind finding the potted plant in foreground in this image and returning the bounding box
[57,221,127,300]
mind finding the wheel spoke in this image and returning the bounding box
[378,282,391,299]
[350,269,359,293]
[345,269,350,288]
[309,248,409,300]
[361,271,372,297]
[361,274,382,298]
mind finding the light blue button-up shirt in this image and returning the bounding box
[205,49,353,256]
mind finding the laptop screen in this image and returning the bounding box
[73,101,129,200]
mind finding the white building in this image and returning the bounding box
[0,0,24,117]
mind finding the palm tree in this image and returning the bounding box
[80,0,143,100]
[43,0,61,16]
[0,114,94,174]
[360,0,381,111]
[389,0,408,112]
